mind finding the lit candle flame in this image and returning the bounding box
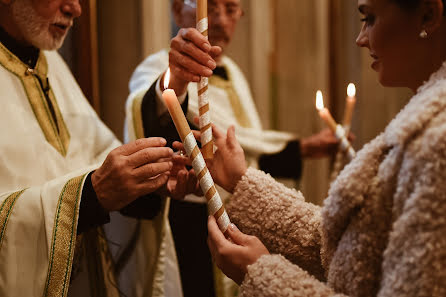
[164,68,171,90]
[316,90,324,110]
[347,83,356,97]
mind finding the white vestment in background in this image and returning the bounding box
[125,49,297,297]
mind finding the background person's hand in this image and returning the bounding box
[91,138,173,211]
[165,154,202,200]
[300,128,355,159]
[207,216,270,285]
[166,27,222,95]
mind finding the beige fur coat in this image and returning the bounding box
[226,62,446,297]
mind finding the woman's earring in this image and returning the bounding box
[420,29,428,38]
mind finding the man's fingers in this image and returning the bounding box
[192,130,201,140]
[138,173,169,194]
[180,28,212,52]
[134,161,173,180]
[170,170,187,199]
[177,39,216,70]
[172,141,184,151]
[185,172,199,194]
[170,50,213,77]
[117,138,167,156]
[172,154,191,166]
[209,46,223,59]
[170,61,201,83]
[129,147,173,168]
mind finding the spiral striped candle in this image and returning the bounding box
[197,0,213,159]
[162,69,230,233]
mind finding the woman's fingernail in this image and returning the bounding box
[229,223,238,231]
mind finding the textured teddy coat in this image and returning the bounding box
[226,62,446,297]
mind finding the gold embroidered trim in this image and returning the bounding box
[0,189,27,250]
[209,71,252,128]
[0,43,70,156]
[132,95,145,139]
[43,174,86,297]
[84,227,121,297]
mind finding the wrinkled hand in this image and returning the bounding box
[166,28,222,95]
[300,128,355,159]
[91,138,173,211]
[207,216,270,285]
[165,154,202,200]
[173,124,247,193]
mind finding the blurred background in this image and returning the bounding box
[60,0,412,204]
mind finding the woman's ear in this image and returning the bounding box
[420,0,445,35]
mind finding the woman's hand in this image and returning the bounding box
[207,125,247,193]
[207,216,270,285]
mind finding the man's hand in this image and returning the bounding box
[91,138,173,211]
[207,216,270,285]
[167,28,222,95]
[173,124,247,194]
[165,154,202,200]
[300,128,355,159]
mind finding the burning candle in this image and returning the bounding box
[315,90,356,160]
[342,83,356,133]
[162,68,230,233]
[196,0,213,159]
[316,91,337,131]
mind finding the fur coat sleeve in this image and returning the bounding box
[226,168,326,280]
[228,131,446,296]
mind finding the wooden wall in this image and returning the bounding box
[65,0,411,205]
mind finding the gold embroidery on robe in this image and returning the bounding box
[209,70,252,128]
[43,174,85,297]
[0,189,26,249]
[131,93,145,139]
[0,43,70,156]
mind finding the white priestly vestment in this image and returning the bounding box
[0,43,121,297]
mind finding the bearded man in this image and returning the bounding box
[0,1,190,296]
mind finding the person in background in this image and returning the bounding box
[125,0,342,296]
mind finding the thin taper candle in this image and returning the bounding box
[342,83,357,133]
[315,90,356,160]
[163,68,230,233]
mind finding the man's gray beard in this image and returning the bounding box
[11,0,68,50]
